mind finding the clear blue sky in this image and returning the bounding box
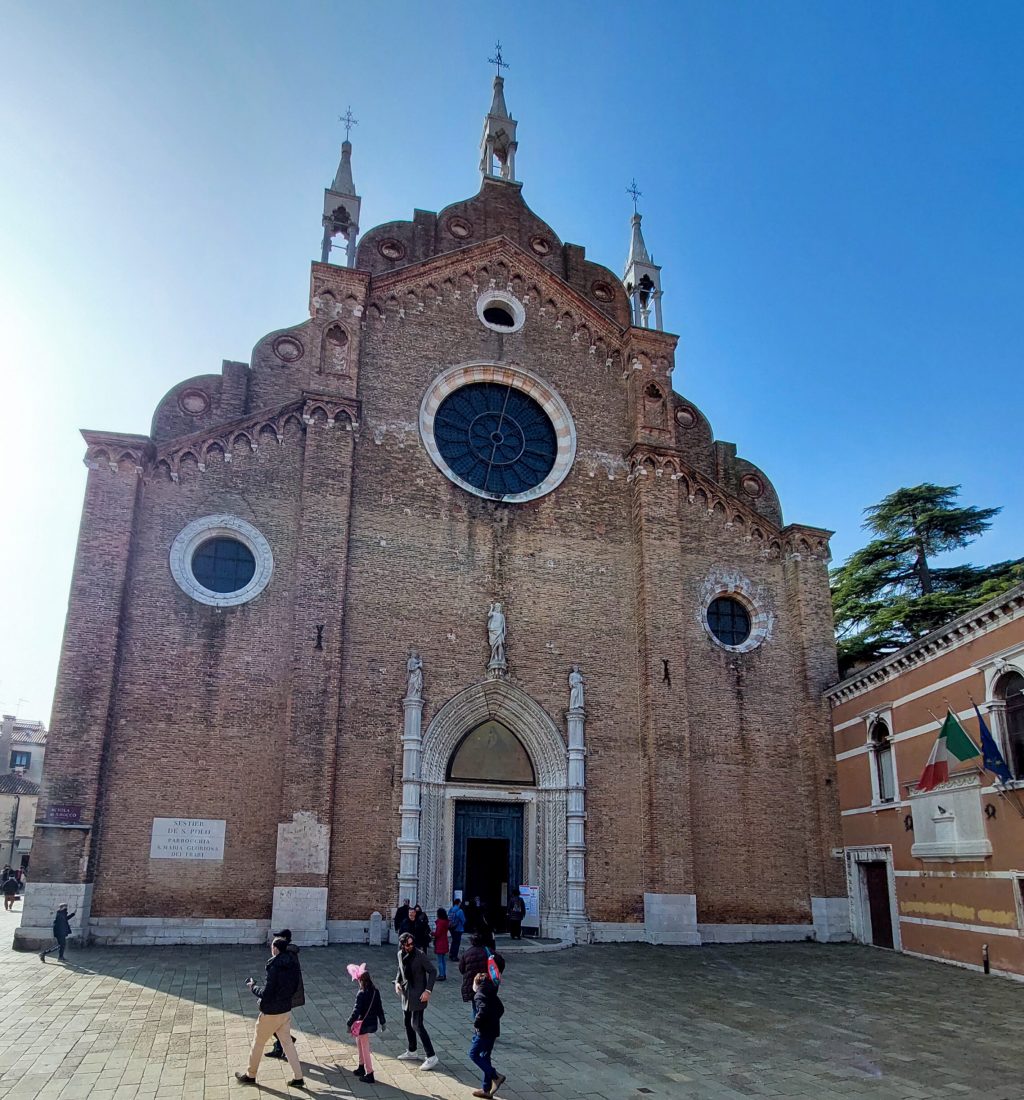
[2,1,1022,720]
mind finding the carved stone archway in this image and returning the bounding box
[400,678,583,939]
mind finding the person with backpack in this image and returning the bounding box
[235,936,304,1088]
[264,929,304,1062]
[345,963,386,1085]
[433,908,450,980]
[506,889,525,940]
[39,904,75,962]
[447,898,466,960]
[469,970,507,1098]
[459,933,490,1022]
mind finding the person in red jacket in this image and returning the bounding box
[433,908,450,981]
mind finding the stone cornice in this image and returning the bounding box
[827,582,1024,706]
[364,234,668,350]
[82,394,361,482]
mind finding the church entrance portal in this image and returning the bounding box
[453,800,524,933]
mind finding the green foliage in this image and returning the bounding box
[831,484,1022,674]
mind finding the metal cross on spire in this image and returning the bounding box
[627,179,643,212]
[488,41,510,76]
[339,106,359,140]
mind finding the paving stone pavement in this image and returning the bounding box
[1,905,1020,1100]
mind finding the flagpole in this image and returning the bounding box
[968,694,1024,819]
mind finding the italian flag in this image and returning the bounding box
[917,710,981,792]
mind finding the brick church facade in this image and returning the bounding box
[17,76,848,948]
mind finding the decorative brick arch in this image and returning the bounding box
[401,679,582,939]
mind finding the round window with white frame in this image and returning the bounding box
[699,578,772,653]
[169,515,274,607]
[476,289,526,334]
[420,362,576,503]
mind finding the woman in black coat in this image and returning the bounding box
[459,933,490,1020]
[346,969,386,1084]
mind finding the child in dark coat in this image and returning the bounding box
[346,964,386,1084]
[469,972,506,1098]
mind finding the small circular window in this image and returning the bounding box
[476,290,525,333]
[170,516,273,607]
[706,596,751,647]
[191,537,256,594]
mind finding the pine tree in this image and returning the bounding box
[831,484,1023,673]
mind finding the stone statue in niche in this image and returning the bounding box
[569,665,584,711]
[322,324,349,373]
[406,650,423,701]
[487,602,507,672]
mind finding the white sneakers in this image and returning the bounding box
[397,1050,438,1070]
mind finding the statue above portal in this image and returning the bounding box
[569,665,584,712]
[487,601,508,673]
[406,650,423,701]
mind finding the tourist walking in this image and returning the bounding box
[459,933,490,1022]
[394,931,438,1070]
[413,905,432,952]
[235,936,304,1088]
[469,970,507,1098]
[433,908,450,980]
[345,963,386,1085]
[506,889,525,940]
[39,904,75,962]
[264,929,304,1062]
[448,898,465,960]
[2,869,20,911]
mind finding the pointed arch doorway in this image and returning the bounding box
[400,679,583,940]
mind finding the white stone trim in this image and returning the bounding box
[899,914,1018,938]
[841,801,908,815]
[698,923,814,943]
[475,289,526,333]
[88,916,271,945]
[169,514,273,607]
[697,569,773,653]
[418,361,577,504]
[407,678,579,938]
[902,948,1024,983]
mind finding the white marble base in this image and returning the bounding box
[590,922,650,943]
[811,896,852,942]
[643,892,701,945]
[271,886,328,946]
[698,923,814,943]
[89,917,270,946]
[14,882,93,950]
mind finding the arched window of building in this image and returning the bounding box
[447,721,536,786]
[870,719,897,803]
[996,671,1024,779]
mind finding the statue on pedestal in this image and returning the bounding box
[487,602,507,672]
[406,650,423,701]
[569,665,584,711]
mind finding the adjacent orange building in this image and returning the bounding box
[829,582,1024,978]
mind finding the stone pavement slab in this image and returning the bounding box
[1,905,1020,1099]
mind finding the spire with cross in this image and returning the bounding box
[488,41,510,76]
[339,106,359,141]
[627,179,642,213]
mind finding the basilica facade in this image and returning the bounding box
[17,76,848,948]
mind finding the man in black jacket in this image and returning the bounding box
[39,904,75,962]
[235,937,304,1088]
[394,931,439,1070]
[265,929,304,1061]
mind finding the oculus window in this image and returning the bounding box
[447,721,536,785]
[169,515,274,607]
[434,382,557,498]
[706,596,751,647]
[191,538,257,594]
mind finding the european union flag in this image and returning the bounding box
[975,703,1014,785]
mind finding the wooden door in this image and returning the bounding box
[863,861,894,949]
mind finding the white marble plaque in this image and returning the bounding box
[150,818,226,861]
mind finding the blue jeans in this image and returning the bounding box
[436,951,447,979]
[469,1031,497,1092]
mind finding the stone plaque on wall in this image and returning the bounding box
[150,818,226,861]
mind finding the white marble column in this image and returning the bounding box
[566,675,587,922]
[397,659,424,906]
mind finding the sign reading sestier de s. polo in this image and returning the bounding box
[149,818,226,861]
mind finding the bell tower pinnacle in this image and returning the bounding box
[320,107,362,266]
[623,180,664,330]
[479,43,518,184]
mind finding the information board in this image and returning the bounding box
[519,884,540,929]
[150,818,226,860]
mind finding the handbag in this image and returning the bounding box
[350,988,379,1037]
